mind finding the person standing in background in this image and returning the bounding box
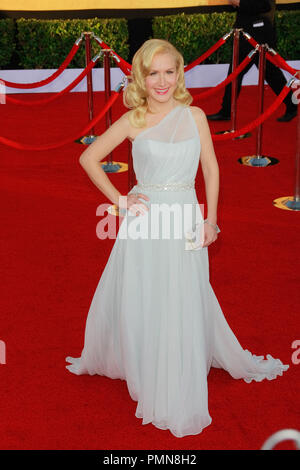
[207,0,297,122]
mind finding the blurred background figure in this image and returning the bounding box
[207,0,297,122]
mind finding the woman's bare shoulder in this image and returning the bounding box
[188,105,207,122]
[117,110,132,127]
[118,110,134,129]
[110,110,134,139]
[118,110,143,141]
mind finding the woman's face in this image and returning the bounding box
[145,52,179,105]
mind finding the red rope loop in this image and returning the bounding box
[212,85,291,141]
[193,49,257,102]
[111,54,132,75]
[242,31,299,76]
[5,54,101,107]
[0,41,82,89]
[184,32,232,72]
[93,31,233,75]
[93,35,132,74]
[269,53,299,76]
[0,82,291,149]
[0,88,122,151]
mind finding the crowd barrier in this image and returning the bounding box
[0,79,125,151]
[1,35,84,89]
[0,29,299,210]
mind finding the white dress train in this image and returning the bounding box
[66,105,289,438]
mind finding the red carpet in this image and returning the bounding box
[0,85,299,450]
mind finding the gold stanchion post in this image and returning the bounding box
[273,89,300,210]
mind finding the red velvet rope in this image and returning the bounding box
[244,34,298,76]
[211,84,291,141]
[95,34,230,74]
[0,84,291,149]
[0,43,80,89]
[0,90,121,151]
[93,37,132,73]
[184,37,226,72]
[270,53,299,76]
[5,57,98,106]
[111,55,131,75]
[192,52,255,102]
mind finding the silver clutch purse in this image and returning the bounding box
[184,220,220,251]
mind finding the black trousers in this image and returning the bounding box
[221,34,295,114]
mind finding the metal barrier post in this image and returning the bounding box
[239,44,279,167]
[273,91,300,210]
[231,28,240,132]
[216,28,251,140]
[101,50,122,173]
[76,32,98,145]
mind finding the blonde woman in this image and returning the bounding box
[66,39,288,438]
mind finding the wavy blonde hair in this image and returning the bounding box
[123,39,193,128]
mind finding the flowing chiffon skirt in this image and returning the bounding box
[66,105,288,438]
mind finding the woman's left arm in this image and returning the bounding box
[191,106,219,226]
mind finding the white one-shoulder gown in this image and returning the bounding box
[66,105,288,438]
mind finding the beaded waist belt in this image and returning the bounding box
[135,181,195,191]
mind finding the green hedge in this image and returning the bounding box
[275,11,300,60]
[0,19,16,68]
[153,12,236,65]
[153,10,300,64]
[0,11,299,69]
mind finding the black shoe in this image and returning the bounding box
[277,109,297,122]
[207,111,231,121]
